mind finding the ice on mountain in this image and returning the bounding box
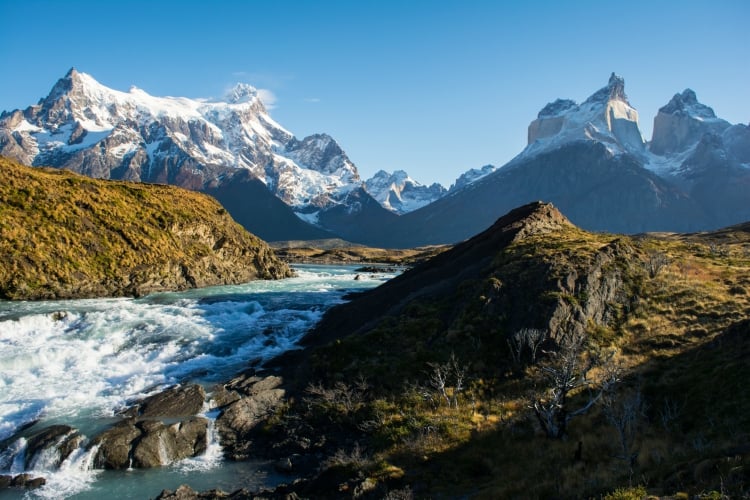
[363,169,447,214]
[523,73,644,161]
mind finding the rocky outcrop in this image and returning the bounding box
[0,473,46,490]
[0,157,292,300]
[547,239,634,345]
[214,375,286,460]
[92,417,208,469]
[23,425,83,470]
[91,384,211,469]
[136,385,206,418]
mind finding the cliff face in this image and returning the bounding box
[0,157,292,300]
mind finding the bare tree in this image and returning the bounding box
[646,251,669,278]
[449,354,467,408]
[427,353,468,408]
[427,361,451,407]
[508,328,547,366]
[531,333,617,439]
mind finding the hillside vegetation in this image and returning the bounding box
[271,239,449,266]
[0,157,292,300]
[242,202,750,499]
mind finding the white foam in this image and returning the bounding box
[0,264,399,494]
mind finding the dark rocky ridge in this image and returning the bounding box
[0,156,292,300]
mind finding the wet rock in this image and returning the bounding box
[92,419,141,469]
[209,384,241,409]
[138,384,206,418]
[132,417,208,468]
[24,424,83,469]
[0,475,11,488]
[9,473,46,488]
[92,415,209,469]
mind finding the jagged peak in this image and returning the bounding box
[584,72,628,105]
[659,88,717,119]
[224,83,258,104]
[538,99,577,118]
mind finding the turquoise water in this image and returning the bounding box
[0,264,394,499]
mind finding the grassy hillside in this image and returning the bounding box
[256,202,750,498]
[0,157,292,300]
[271,240,449,266]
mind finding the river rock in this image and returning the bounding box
[9,473,46,488]
[132,417,208,468]
[208,384,241,409]
[92,419,141,469]
[156,484,254,499]
[25,425,83,470]
[0,475,11,488]
[138,384,206,418]
[93,416,209,469]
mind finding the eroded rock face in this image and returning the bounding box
[215,375,286,460]
[547,239,633,344]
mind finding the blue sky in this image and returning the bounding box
[1,0,748,187]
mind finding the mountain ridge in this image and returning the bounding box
[2,70,749,247]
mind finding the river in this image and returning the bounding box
[0,264,397,499]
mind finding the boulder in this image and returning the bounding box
[138,384,206,418]
[132,418,208,468]
[93,416,209,469]
[92,419,141,469]
[9,473,46,488]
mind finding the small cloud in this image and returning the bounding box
[304,97,321,103]
[257,88,277,109]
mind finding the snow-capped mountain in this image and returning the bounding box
[336,74,750,247]
[518,73,645,164]
[448,164,497,192]
[0,68,363,218]
[2,70,748,247]
[363,170,446,214]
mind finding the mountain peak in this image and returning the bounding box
[659,89,717,119]
[524,73,642,157]
[224,83,258,104]
[584,72,628,105]
[650,88,730,156]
